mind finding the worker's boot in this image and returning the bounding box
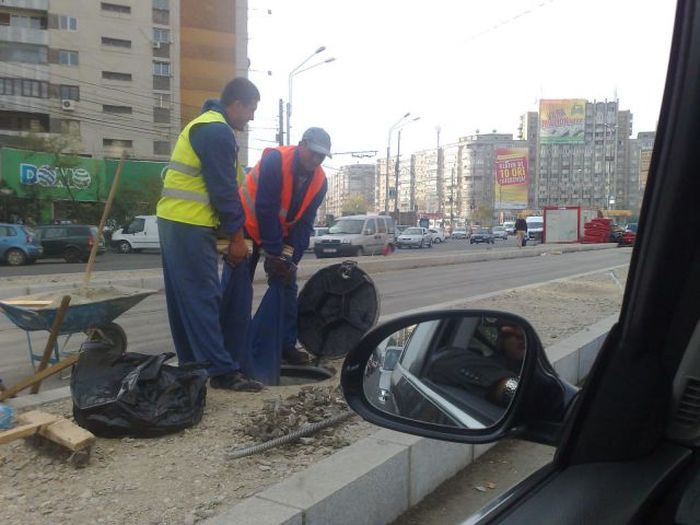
[210,371,264,392]
[282,346,311,365]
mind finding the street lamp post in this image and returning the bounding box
[393,116,421,216]
[286,46,331,145]
[385,112,410,213]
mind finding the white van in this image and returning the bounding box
[111,215,160,253]
[526,216,544,243]
[314,215,395,258]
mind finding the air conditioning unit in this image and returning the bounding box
[152,41,161,49]
[61,99,76,111]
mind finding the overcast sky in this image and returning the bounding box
[245,0,676,168]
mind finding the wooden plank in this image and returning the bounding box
[2,300,53,307]
[31,295,71,394]
[0,353,79,401]
[38,419,95,452]
[0,412,58,445]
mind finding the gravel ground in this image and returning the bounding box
[0,267,627,525]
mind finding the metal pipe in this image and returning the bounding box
[225,410,354,460]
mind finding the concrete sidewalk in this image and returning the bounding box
[0,243,618,298]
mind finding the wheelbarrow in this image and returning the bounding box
[0,286,157,370]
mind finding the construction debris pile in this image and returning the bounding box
[240,386,353,443]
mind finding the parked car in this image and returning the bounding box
[396,227,433,249]
[428,228,446,243]
[470,228,495,244]
[492,225,508,240]
[307,226,330,252]
[315,215,394,258]
[0,223,43,266]
[111,215,160,254]
[503,221,516,235]
[36,224,104,263]
[451,229,468,239]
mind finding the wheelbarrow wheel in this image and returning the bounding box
[90,322,127,352]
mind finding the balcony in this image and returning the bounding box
[0,26,48,46]
[1,0,47,9]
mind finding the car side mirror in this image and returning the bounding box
[341,310,578,446]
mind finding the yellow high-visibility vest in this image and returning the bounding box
[157,110,244,227]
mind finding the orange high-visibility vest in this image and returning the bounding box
[240,145,326,246]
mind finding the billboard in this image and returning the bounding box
[0,147,166,201]
[494,148,529,210]
[539,99,587,144]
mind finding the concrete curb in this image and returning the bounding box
[204,314,617,525]
[0,243,619,298]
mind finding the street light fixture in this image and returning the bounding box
[287,46,329,145]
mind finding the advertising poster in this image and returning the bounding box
[494,148,529,210]
[539,99,587,144]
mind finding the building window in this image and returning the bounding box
[10,14,47,29]
[102,71,132,81]
[103,105,132,114]
[153,0,170,10]
[153,107,170,123]
[58,50,79,66]
[59,84,80,101]
[58,119,80,135]
[153,61,170,76]
[102,37,132,48]
[103,138,133,148]
[153,141,170,155]
[154,93,171,108]
[101,2,131,14]
[153,28,170,43]
[21,79,48,98]
[58,15,78,31]
[0,43,47,64]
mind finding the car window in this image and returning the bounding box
[364,218,377,233]
[329,219,364,234]
[0,226,15,236]
[404,228,422,234]
[386,218,395,234]
[399,320,441,375]
[377,218,387,234]
[43,228,66,240]
[128,218,145,234]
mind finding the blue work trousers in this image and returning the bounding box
[248,245,298,351]
[158,217,239,376]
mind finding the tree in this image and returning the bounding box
[474,202,495,226]
[342,194,369,216]
[110,175,162,227]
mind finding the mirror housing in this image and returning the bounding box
[341,310,579,446]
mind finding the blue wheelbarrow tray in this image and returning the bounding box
[0,285,157,334]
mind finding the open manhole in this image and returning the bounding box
[278,364,335,386]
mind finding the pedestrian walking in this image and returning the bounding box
[515,216,528,247]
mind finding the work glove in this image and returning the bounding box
[264,255,296,285]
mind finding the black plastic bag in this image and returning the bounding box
[71,341,208,438]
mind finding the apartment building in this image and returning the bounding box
[0,0,247,161]
[325,163,376,217]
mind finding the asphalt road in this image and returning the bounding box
[0,248,631,392]
[0,237,524,277]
